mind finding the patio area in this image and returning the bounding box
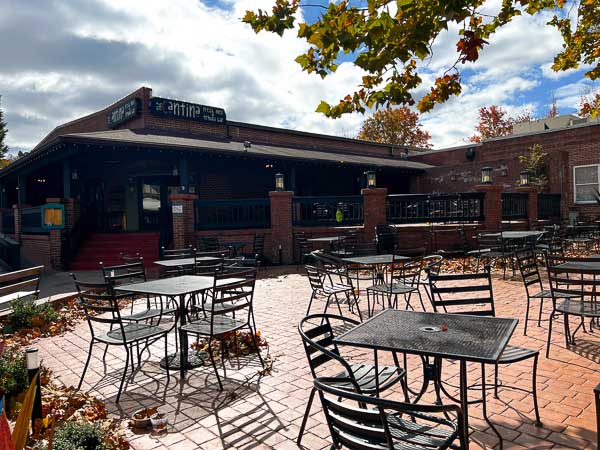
[33,265,599,450]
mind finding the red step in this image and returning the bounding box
[69,233,160,271]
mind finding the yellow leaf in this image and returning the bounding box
[12,373,38,450]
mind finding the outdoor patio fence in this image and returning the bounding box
[501,192,529,220]
[2,210,14,233]
[537,193,561,219]
[292,195,363,226]
[195,198,271,230]
[386,193,485,224]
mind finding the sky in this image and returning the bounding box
[0,0,597,154]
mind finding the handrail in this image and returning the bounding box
[387,192,484,224]
[196,198,270,230]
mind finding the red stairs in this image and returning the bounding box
[68,233,160,271]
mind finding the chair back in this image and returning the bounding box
[477,232,503,251]
[72,275,129,342]
[348,241,377,256]
[120,253,142,265]
[427,266,495,316]
[161,246,194,260]
[389,256,422,287]
[310,250,345,271]
[314,377,464,450]
[547,256,600,303]
[515,250,543,295]
[298,314,358,379]
[305,265,324,291]
[201,236,220,252]
[100,260,146,286]
[253,235,265,255]
[421,255,443,280]
[194,256,224,276]
[207,268,257,331]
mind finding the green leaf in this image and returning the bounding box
[315,101,331,115]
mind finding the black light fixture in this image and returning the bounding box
[481,166,493,184]
[366,170,376,188]
[275,172,285,191]
[520,170,530,186]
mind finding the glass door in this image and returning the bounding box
[141,182,161,231]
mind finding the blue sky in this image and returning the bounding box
[0,0,596,152]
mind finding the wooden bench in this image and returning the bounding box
[0,266,44,315]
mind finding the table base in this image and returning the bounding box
[160,351,208,370]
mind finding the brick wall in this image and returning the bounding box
[411,123,600,219]
[21,234,52,270]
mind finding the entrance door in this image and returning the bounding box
[139,177,177,236]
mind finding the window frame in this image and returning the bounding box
[573,164,600,204]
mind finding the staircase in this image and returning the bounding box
[68,233,160,271]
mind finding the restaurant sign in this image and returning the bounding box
[106,97,141,129]
[149,97,226,124]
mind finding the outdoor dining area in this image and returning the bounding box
[4,221,600,450]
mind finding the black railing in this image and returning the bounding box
[196,198,270,230]
[387,193,485,224]
[502,193,528,220]
[538,193,561,220]
[2,210,14,234]
[21,206,46,233]
[293,196,363,226]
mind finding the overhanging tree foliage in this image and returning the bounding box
[243,1,600,118]
[0,96,8,159]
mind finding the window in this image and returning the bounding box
[573,164,600,203]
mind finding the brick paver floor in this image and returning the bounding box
[36,267,599,449]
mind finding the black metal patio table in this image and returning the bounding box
[342,254,410,285]
[483,231,546,240]
[116,275,242,371]
[154,256,220,268]
[222,241,251,256]
[334,309,518,448]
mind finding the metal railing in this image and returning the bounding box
[196,198,270,230]
[387,193,485,224]
[292,196,363,226]
[501,193,528,220]
[538,193,561,220]
[21,206,45,233]
[2,210,14,234]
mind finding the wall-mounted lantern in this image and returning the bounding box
[481,166,493,184]
[275,173,285,191]
[520,170,530,186]
[366,170,376,188]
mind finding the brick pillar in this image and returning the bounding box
[47,197,80,232]
[475,184,503,230]
[362,188,388,242]
[13,204,21,242]
[269,191,293,264]
[49,229,62,270]
[170,193,197,249]
[515,186,538,228]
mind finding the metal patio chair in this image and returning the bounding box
[305,265,361,319]
[473,231,518,279]
[366,256,423,315]
[178,268,264,389]
[73,276,173,402]
[427,266,541,426]
[200,236,221,253]
[159,246,195,277]
[314,376,466,450]
[297,314,407,446]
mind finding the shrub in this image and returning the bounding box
[53,421,107,450]
[0,346,28,399]
[5,296,58,332]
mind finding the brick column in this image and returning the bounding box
[362,187,388,242]
[475,184,503,230]
[13,204,21,242]
[515,186,538,228]
[170,193,198,249]
[269,191,293,264]
[47,197,80,232]
[49,229,62,270]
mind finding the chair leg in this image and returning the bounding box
[416,288,426,311]
[116,345,130,403]
[306,292,316,316]
[297,387,316,446]
[333,294,344,317]
[164,335,170,383]
[532,354,542,426]
[546,311,555,358]
[208,337,223,390]
[493,363,499,399]
[249,321,265,368]
[78,341,94,391]
[220,336,227,380]
[538,298,544,327]
[524,296,531,336]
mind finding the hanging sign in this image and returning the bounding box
[106,97,141,128]
[149,97,226,124]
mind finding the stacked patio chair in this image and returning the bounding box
[330,231,359,258]
[516,250,578,336]
[72,276,174,402]
[297,314,407,446]
[375,224,396,254]
[535,226,564,265]
[546,256,600,358]
[426,266,541,426]
[305,265,361,319]
[294,232,313,265]
[241,234,265,267]
[366,256,424,316]
[472,231,518,279]
[159,246,195,277]
[314,377,466,450]
[178,268,264,389]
